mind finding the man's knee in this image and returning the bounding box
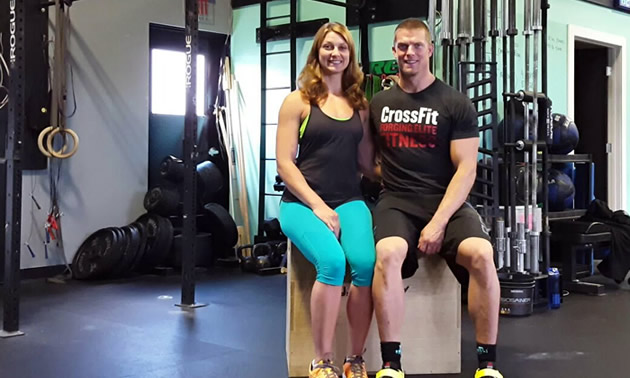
[456,237,495,275]
[375,237,408,273]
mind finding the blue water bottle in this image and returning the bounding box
[547,267,561,309]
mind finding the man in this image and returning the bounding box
[369,18,503,378]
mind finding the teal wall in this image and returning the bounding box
[547,0,630,213]
[232,0,630,239]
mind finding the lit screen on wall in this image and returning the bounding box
[615,0,630,13]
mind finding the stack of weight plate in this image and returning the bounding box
[72,213,173,280]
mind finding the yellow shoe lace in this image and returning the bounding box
[344,355,367,378]
[310,360,341,378]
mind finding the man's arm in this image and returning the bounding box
[418,137,479,254]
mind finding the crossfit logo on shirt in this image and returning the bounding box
[379,106,439,148]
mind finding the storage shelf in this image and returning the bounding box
[538,154,592,164]
[548,209,587,220]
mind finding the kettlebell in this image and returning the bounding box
[254,243,272,272]
[268,241,287,267]
[237,245,257,273]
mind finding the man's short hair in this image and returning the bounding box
[394,18,432,44]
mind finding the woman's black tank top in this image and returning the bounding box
[281,105,364,209]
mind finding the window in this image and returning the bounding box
[151,48,206,116]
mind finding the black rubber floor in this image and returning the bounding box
[0,269,628,378]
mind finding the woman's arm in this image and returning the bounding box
[276,91,340,235]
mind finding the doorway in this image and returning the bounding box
[573,41,608,203]
[148,24,227,199]
[568,25,627,211]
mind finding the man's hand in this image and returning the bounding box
[313,204,340,239]
[418,219,447,255]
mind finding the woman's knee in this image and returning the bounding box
[317,252,347,286]
[350,254,376,287]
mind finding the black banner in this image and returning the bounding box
[0,0,49,171]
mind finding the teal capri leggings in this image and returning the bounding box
[279,200,376,287]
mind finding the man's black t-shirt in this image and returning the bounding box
[369,78,479,196]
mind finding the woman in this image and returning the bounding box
[276,22,376,378]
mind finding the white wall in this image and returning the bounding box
[20,0,232,269]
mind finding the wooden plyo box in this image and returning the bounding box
[286,242,461,377]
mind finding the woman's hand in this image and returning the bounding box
[313,204,340,239]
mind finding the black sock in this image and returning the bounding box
[476,343,497,369]
[381,342,402,370]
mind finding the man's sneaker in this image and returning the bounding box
[474,367,504,378]
[375,367,404,378]
[309,359,341,378]
[342,355,368,378]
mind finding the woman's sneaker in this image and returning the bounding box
[342,355,368,378]
[309,359,341,378]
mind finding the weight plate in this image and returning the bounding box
[153,216,174,266]
[143,187,180,216]
[136,214,161,269]
[99,227,127,277]
[201,203,238,253]
[160,155,185,182]
[129,221,149,272]
[111,225,141,277]
[135,213,173,269]
[72,227,123,280]
[196,160,224,204]
[169,232,212,268]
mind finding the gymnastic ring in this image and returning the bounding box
[38,126,69,157]
[46,127,79,159]
[37,126,56,157]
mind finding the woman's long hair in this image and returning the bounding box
[298,22,367,110]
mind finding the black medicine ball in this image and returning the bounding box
[550,113,579,154]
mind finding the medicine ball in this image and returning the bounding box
[549,113,579,154]
[515,165,542,205]
[515,167,575,211]
[547,168,575,211]
[498,100,537,144]
[551,162,575,181]
[498,113,538,144]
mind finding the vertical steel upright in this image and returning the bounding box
[178,0,206,309]
[257,0,297,238]
[2,0,26,338]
